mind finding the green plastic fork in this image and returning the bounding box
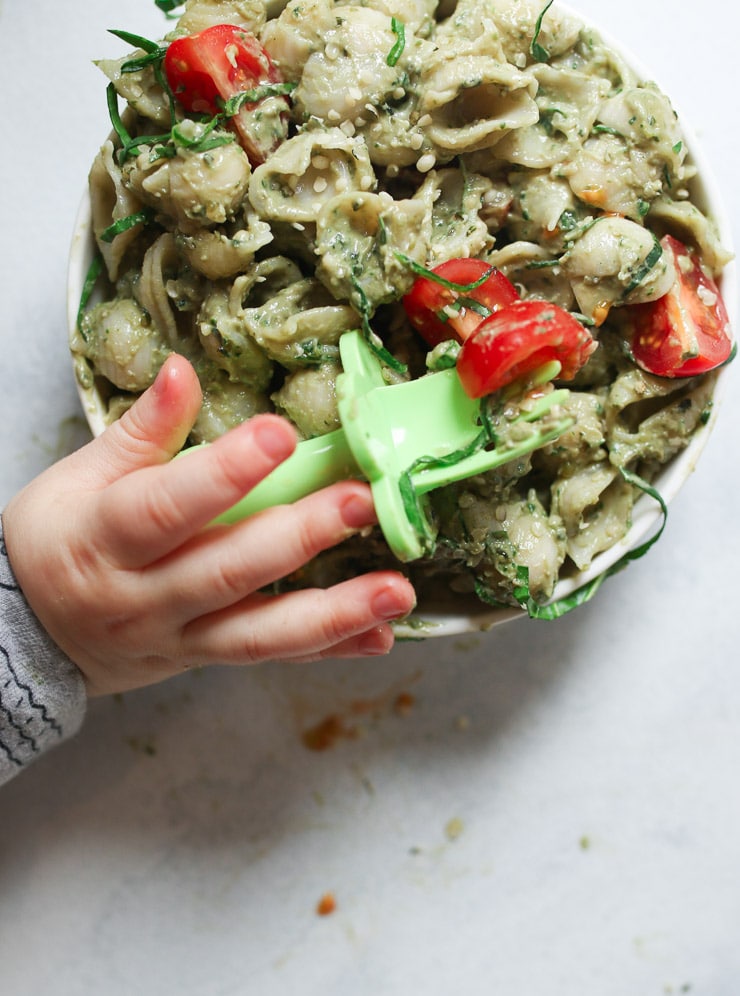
[213,329,573,561]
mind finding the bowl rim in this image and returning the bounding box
[66,5,737,639]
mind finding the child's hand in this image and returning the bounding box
[2,356,416,696]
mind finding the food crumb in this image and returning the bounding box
[302,715,357,751]
[125,736,157,757]
[393,692,415,716]
[444,817,465,842]
[316,892,337,916]
[579,835,591,851]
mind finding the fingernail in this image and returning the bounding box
[372,584,411,621]
[341,491,376,530]
[253,418,294,462]
[151,356,175,399]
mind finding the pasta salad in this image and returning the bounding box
[71,0,734,616]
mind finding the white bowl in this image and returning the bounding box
[67,8,736,639]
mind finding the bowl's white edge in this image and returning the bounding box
[66,4,738,638]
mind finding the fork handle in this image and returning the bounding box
[213,427,362,525]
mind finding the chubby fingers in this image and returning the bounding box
[98,411,299,566]
[83,355,203,487]
[181,571,417,666]
[144,479,379,622]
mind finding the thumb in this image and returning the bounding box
[86,355,203,484]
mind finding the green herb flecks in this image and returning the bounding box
[398,417,496,557]
[395,251,503,328]
[221,82,297,116]
[99,208,155,243]
[386,17,406,67]
[530,0,556,63]
[623,235,663,297]
[592,123,622,138]
[108,29,168,71]
[525,258,561,270]
[292,339,341,365]
[398,475,437,555]
[349,276,407,375]
[511,467,668,619]
[106,82,134,150]
[105,32,295,164]
[76,254,105,339]
[154,0,185,17]
[395,251,497,296]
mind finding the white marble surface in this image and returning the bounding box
[1,1,739,993]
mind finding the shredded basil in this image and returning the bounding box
[108,28,163,54]
[171,119,235,151]
[530,0,555,62]
[386,17,406,67]
[108,29,168,75]
[154,0,185,16]
[623,235,663,297]
[76,254,104,338]
[106,83,133,149]
[395,251,497,295]
[398,474,437,555]
[291,340,341,365]
[349,276,407,375]
[512,467,668,619]
[592,123,622,137]
[105,31,294,164]
[525,258,561,270]
[221,82,297,115]
[398,425,495,556]
[99,209,154,243]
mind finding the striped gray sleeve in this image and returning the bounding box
[0,516,86,786]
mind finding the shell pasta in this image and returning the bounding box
[72,0,733,612]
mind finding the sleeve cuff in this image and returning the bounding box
[1,515,87,785]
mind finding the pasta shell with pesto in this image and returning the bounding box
[233,261,358,367]
[89,140,146,282]
[96,56,172,129]
[175,0,267,35]
[559,216,676,321]
[414,168,496,263]
[272,362,342,439]
[314,191,430,310]
[123,129,252,233]
[135,233,187,348]
[605,368,716,469]
[551,463,632,571]
[495,64,610,168]
[178,210,273,280]
[291,7,404,124]
[248,129,376,223]
[79,298,171,393]
[487,0,582,64]
[260,0,339,81]
[197,285,275,388]
[418,53,538,156]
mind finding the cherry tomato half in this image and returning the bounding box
[402,258,520,347]
[628,235,733,378]
[457,299,596,398]
[164,24,288,164]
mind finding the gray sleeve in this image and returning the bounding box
[0,516,87,786]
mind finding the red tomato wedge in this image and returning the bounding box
[457,299,596,398]
[164,24,288,164]
[627,235,733,378]
[402,258,520,347]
